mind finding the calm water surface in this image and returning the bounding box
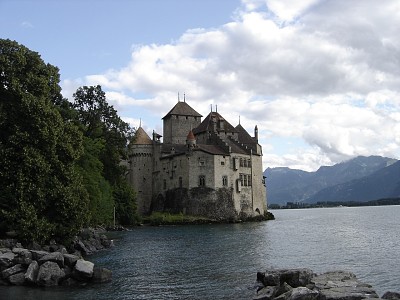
[1,206,399,299]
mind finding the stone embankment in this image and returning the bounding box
[0,228,113,287]
[254,268,400,300]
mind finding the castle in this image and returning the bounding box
[127,99,267,220]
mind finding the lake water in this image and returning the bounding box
[1,206,399,299]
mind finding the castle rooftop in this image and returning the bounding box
[131,127,152,145]
[162,101,202,119]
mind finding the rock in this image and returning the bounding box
[312,271,379,300]
[289,287,319,300]
[383,292,400,300]
[256,269,384,300]
[12,248,32,265]
[36,261,65,287]
[72,259,94,281]
[8,272,26,285]
[0,252,15,268]
[30,250,49,261]
[63,253,79,267]
[38,252,64,268]
[258,269,314,288]
[1,264,25,279]
[24,261,39,284]
[255,286,278,300]
[276,282,294,297]
[100,234,113,248]
[74,240,92,256]
[92,267,112,283]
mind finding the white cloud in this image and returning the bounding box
[21,21,33,29]
[64,0,400,170]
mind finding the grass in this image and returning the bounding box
[143,212,213,226]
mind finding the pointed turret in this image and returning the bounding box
[132,127,152,145]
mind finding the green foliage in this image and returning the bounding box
[73,85,139,226]
[113,181,139,226]
[76,137,114,225]
[0,39,89,244]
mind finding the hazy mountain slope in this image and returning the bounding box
[264,156,397,205]
[307,160,400,203]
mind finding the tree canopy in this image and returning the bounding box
[0,39,89,243]
[0,39,139,244]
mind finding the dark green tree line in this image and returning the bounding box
[0,39,139,244]
[72,85,138,226]
[0,39,89,243]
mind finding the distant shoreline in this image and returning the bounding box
[268,197,400,209]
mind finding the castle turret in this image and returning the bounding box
[186,130,196,149]
[128,127,153,214]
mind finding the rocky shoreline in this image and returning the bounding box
[254,268,400,300]
[0,228,113,287]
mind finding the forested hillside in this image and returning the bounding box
[0,39,139,244]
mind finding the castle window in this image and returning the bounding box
[239,174,243,186]
[163,179,167,190]
[199,160,205,167]
[199,175,205,187]
[248,159,251,168]
[243,174,248,186]
[179,177,183,188]
[240,158,243,167]
[221,161,225,166]
[222,176,228,187]
[248,175,252,186]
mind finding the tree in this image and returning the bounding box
[0,39,89,243]
[72,85,138,225]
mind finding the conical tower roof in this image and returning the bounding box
[186,130,196,141]
[132,127,152,145]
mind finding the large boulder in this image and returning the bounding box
[36,261,65,287]
[289,287,319,300]
[38,252,64,268]
[0,252,15,268]
[92,267,112,283]
[72,259,94,281]
[30,250,49,261]
[8,272,26,285]
[258,269,314,288]
[255,269,382,300]
[24,260,39,284]
[1,264,25,279]
[12,248,32,265]
[383,292,400,300]
[63,254,80,268]
[313,271,379,300]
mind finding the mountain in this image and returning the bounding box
[264,156,398,205]
[307,160,400,203]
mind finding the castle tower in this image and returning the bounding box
[128,127,153,215]
[162,100,202,144]
[186,129,196,149]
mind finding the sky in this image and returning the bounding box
[1,0,400,171]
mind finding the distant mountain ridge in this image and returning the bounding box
[264,156,398,205]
